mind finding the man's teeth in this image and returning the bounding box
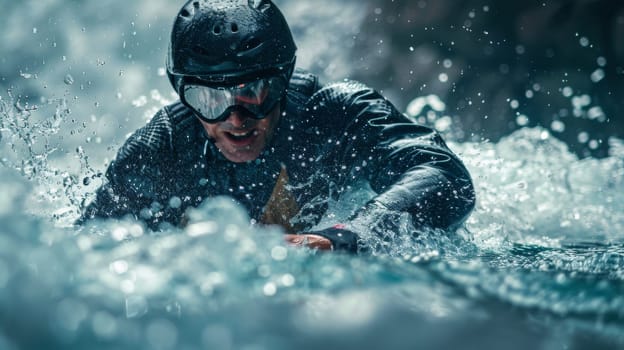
[228,130,254,139]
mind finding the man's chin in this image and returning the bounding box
[222,146,263,163]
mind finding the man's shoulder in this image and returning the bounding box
[117,102,195,160]
[287,68,320,104]
[162,101,196,129]
[311,79,376,105]
[289,69,378,107]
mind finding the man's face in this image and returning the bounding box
[199,105,281,163]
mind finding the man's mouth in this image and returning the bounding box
[224,129,257,144]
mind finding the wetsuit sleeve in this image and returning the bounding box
[304,81,475,254]
[76,108,177,229]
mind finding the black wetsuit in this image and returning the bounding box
[78,69,475,253]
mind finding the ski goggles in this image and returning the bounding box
[181,76,287,123]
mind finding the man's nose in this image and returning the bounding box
[225,109,250,128]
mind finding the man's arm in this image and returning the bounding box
[299,81,475,254]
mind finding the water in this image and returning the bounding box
[2,88,624,349]
[2,1,624,349]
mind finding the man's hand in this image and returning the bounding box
[284,234,333,250]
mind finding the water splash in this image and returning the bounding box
[0,90,97,223]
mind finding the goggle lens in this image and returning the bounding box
[182,77,286,122]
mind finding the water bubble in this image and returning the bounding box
[551,120,565,133]
[64,74,74,85]
[571,95,591,109]
[271,246,288,261]
[110,260,129,274]
[263,282,277,296]
[168,196,182,209]
[516,114,529,126]
[578,131,589,143]
[434,116,452,132]
[438,73,448,83]
[590,68,605,83]
[597,56,607,67]
[125,295,148,318]
[579,36,590,47]
[256,264,271,277]
[587,106,605,121]
[132,96,147,107]
[588,140,599,150]
[281,274,295,287]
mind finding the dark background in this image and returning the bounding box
[344,0,624,157]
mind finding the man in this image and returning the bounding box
[78,0,475,254]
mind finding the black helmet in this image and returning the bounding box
[167,0,297,94]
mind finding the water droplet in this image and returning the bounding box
[577,132,589,143]
[516,114,529,126]
[271,246,288,261]
[596,56,607,67]
[32,27,37,34]
[263,282,277,296]
[579,36,589,47]
[169,196,182,209]
[590,68,605,83]
[281,274,295,287]
[64,74,74,85]
[551,120,565,133]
